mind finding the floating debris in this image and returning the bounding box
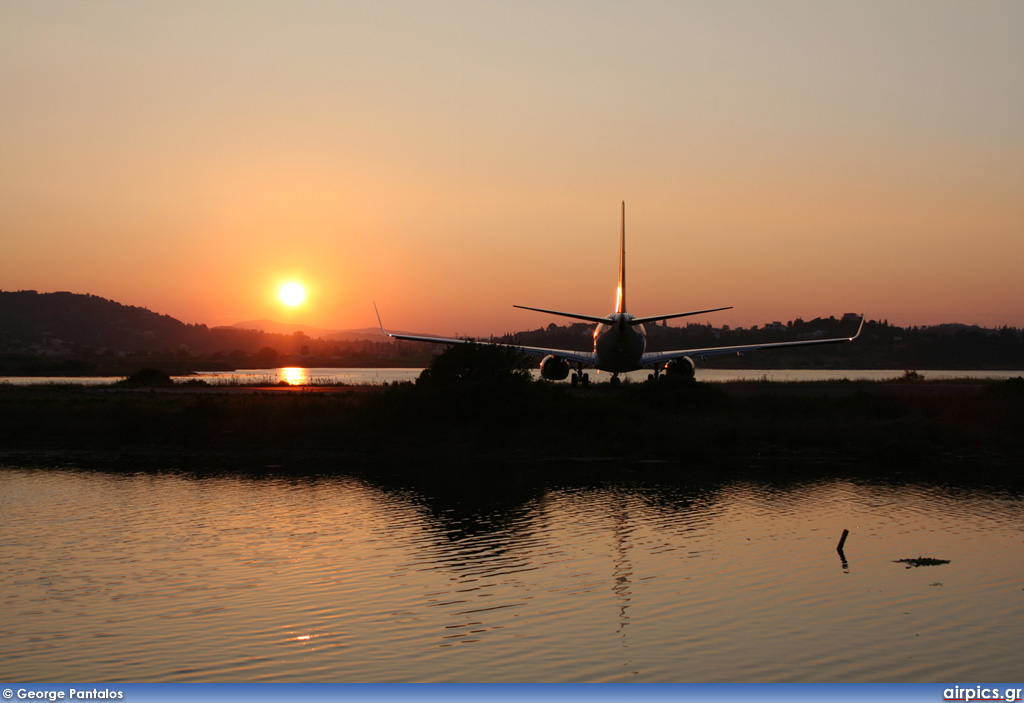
[895,557,950,568]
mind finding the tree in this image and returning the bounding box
[254,347,278,367]
[117,368,174,387]
[417,343,532,392]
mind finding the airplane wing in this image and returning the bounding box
[641,316,865,368]
[375,304,598,366]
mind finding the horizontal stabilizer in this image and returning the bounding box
[630,306,732,326]
[374,302,597,366]
[513,305,612,325]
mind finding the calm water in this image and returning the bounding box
[1,465,1021,682]
[3,367,1023,387]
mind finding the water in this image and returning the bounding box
[3,367,1022,387]
[2,465,1021,682]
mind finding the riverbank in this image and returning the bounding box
[2,378,1022,475]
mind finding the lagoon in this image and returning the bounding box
[1,463,1021,682]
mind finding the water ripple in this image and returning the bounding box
[1,466,1021,681]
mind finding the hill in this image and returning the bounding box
[0,290,398,355]
[224,319,389,342]
[0,290,434,375]
[1,290,198,354]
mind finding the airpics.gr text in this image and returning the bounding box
[944,687,1024,702]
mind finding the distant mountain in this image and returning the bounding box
[223,320,389,342]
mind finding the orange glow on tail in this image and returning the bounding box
[616,201,626,313]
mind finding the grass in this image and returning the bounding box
[2,376,1022,476]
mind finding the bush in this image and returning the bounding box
[416,343,533,392]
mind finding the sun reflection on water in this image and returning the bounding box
[277,367,309,385]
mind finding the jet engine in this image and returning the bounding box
[539,355,571,381]
[663,356,696,380]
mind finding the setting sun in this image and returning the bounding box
[279,282,306,307]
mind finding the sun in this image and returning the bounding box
[279,282,306,306]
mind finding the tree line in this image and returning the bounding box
[2,291,1021,374]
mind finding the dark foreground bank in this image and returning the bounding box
[2,374,1023,474]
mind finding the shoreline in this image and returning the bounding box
[5,367,1024,379]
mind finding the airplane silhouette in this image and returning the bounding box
[376,202,863,385]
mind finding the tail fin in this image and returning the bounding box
[616,201,626,314]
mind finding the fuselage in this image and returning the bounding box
[593,312,647,372]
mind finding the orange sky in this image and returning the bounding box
[2,1,1022,336]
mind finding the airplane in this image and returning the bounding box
[375,201,863,386]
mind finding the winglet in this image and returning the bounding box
[373,301,393,337]
[851,309,867,340]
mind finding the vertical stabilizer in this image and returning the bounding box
[616,201,626,313]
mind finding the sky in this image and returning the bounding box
[2,0,1022,336]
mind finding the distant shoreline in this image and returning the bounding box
[4,293,1023,376]
[4,360,1024,379]
[3,367,1024,391]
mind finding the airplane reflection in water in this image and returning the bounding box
[376,202,863,385]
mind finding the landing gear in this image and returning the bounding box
[610,375,621,386]
[570,371,590,387]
